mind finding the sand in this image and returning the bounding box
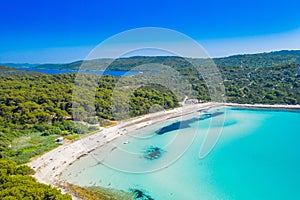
[28,103,219,194]
[224,103,300,110]
[28,102,300,197]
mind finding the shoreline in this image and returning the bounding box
[28,102,300,198]
[224,103,300,110]
[28,102,220,196]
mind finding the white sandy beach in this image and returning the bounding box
[28,103,220,191]
[224,103,300,110]
[28,102,300,197]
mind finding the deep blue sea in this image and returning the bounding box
[61,107,300,200]
[17,67,140,76]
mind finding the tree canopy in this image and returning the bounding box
[0,159,71,199]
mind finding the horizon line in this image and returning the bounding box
[1,49,300,65]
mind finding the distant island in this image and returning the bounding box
[2,50,300,70]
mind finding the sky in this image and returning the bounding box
[1,0,300,63]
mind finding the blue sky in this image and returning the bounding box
[1,0,300,63]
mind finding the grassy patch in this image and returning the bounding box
[99,119,118,127]
[8,133,59,164]
[1,122,100,164]
[64,134,81,141]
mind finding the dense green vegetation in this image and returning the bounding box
[214,50,300,68]
[130,84,179,116]
[0,158,71,199]
[176,63,300,104]
[219,64,300,104]
[0,73,179,163]
[0,73,92,163]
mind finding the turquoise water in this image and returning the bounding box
[61,107,300,200]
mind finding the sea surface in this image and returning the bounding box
[61,107,300,200]
[17,67,140,76]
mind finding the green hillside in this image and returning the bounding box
[214,50,300,67]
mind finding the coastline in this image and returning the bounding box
[224,103,300,110]
[28,102,220,196]
[28,102,300,198]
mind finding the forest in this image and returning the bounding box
[0,69,180,164]
[0,158,71,199]
[1,62,300,163]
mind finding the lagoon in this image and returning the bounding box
[61,107,300,200]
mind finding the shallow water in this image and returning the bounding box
[61,107,300,200]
